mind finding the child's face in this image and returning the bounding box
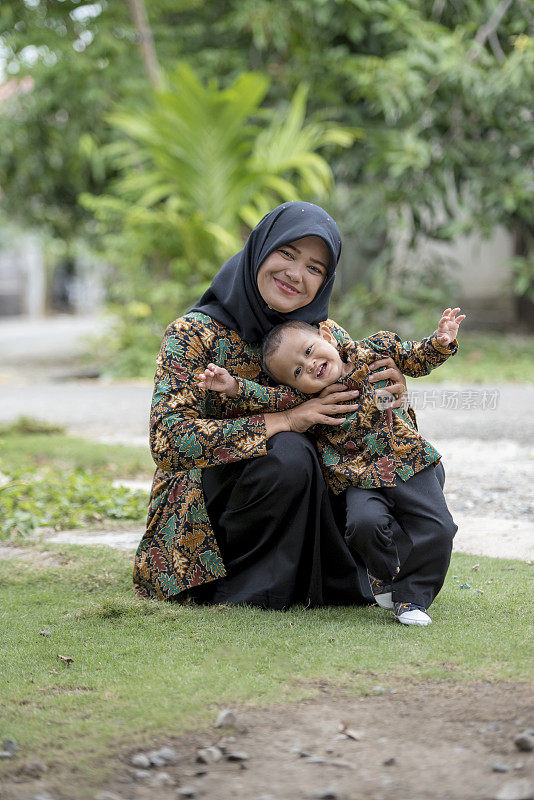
[268,329,345,393]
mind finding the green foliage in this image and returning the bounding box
[0,416,65,436]
[0,465,147,539]
[1,1,533,373]
[510,255,534,303]
[81,64,353,373]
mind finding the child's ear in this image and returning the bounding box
[319,328,335,345]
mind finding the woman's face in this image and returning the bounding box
[256,235,329,313]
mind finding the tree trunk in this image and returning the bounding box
[125,0,161,90]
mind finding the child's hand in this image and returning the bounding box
[436,307,466,346]
[198,363,239,397]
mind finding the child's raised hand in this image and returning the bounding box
[436,307,466,346]
[198,363,239,397]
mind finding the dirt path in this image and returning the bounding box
[2,681,533,800]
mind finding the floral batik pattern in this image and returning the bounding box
[133,313,351,600]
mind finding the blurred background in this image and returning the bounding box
[0,0,533,378]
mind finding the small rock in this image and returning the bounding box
[330,760,354,769]
[494,779,534,800]
[306,757,328,765]
[290,747,311,757]
[226,751,249,762]
[177,788,197,798]
[133,769,151,781]
[94,793,124,800]
[147,753,166,767]
[33,794,55,800]
[383,757,396,766]
[39,629,52,637]
[217,737,235,753]
[2,739,18,754]
[150,771,174,787]
[0,752,12,759]
[312,791,341,800]
[515,763,525,771]
[493,765,511,773]
[197,746,223,764]
[130,753,151,769]
[372,686,386,695]
[489,723,503,732]
[215,709,237,728]
[153,746,178,763]
[514,731,534,752]
[18,760,48,778]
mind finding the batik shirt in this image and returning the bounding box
[134,312,343,600]
[231,331,457,494]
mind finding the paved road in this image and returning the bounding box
[1,315,532,558]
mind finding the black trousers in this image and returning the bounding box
[344,462,457,609]
[199,432,372,610]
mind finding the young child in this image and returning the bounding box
[199,308,465,626]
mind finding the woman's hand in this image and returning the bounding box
[198,363,239,398]
[284,388,359,433]
[368,357,407,409]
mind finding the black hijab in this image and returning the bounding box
[190,201,342,343]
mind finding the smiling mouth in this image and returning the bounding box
[274,277,299,295]
[316,362,328,379]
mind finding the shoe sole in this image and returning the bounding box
[396,614,432,626]
[374,592,394,610]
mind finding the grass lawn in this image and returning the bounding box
[0,542,532,792]
[0,425,153,478]
[414,332,534,383]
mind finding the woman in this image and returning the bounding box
[133,201,407,608]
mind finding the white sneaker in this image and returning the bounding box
[394,602,432,626]
[368,573,394,610]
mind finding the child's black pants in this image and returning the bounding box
[344,462,457,609]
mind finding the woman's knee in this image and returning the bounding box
[266,432,318,483]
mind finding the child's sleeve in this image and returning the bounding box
[231,377,307,413]
[361,331,458,378]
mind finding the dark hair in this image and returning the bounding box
[261,320,320,380]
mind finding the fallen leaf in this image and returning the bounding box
[471,564,480,571]
[48,669,59,675]
[57,654,74,664]
[475,589,484,595]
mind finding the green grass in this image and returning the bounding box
[0,426,153,478]
[416,332,534,383]
[0,544,532,792]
